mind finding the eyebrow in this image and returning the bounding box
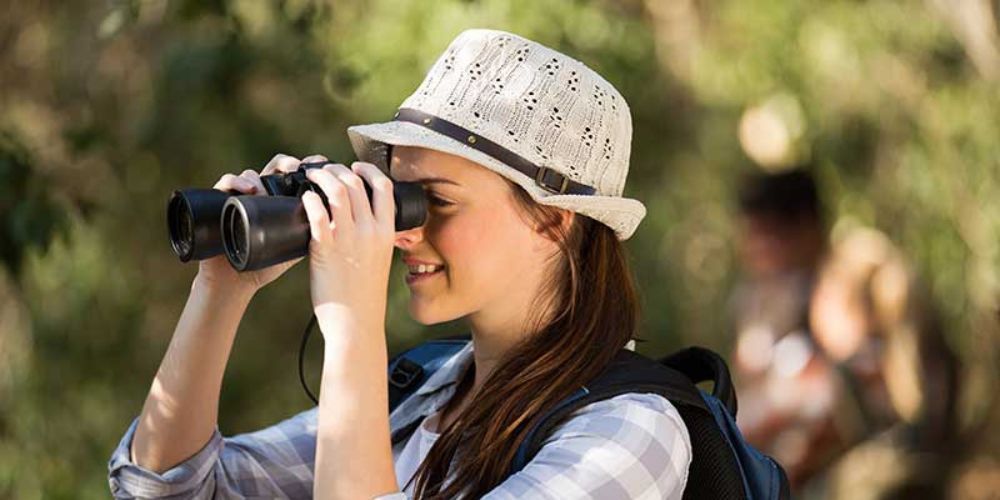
[415,177,462,187]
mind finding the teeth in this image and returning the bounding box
[408,264,442,274]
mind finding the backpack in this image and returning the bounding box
[387,338,791,500]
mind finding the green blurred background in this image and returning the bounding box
[1,0,998,497]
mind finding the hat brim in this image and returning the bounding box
[347,120,646,240]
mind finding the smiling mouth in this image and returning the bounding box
[405,263,445,285]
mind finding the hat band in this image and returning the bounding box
[393,108,596,196]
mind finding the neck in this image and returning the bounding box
[464,314,529,395]
[461,248,562,397]
[463,282,560,396]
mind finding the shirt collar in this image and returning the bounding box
[414,342,475,396]
[389,341,475,434]
[398,339,628,398]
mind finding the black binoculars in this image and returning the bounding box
[167,162,427,271]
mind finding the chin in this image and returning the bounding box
[407,296,465,325]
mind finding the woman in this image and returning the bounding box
[109,29,691,499]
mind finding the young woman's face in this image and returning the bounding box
[390,146,560,325]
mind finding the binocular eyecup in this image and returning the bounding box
[167,164,427,272]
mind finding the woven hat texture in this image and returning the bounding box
[348,29,646,239]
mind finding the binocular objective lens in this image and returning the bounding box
[223,203,249,268]
[168,197,194,258]
[178,212,193,250]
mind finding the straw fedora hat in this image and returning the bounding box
[348,29,646,240]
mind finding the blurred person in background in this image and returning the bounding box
[728,169,960,498]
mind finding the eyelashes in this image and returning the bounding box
[426,193,454,207]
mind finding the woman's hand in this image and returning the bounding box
[305,161,400,499]
[195,153,329,294]
[300,162,396,337]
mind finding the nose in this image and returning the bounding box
[394,224,425,250]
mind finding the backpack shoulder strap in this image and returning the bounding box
[387,336,470,412]
[509,349,752,500]
[662,346,738,416]
[510,350,708,470]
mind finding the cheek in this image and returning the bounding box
[430,207,537,291]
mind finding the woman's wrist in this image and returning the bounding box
[192,273,257,304]
[316,307,388,378]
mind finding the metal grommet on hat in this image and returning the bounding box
[348,29,646,240]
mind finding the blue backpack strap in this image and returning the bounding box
[510,350,709,470]
[386,337,470,444]
[509,348,790,500]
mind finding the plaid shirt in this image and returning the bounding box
[109,343,690,499]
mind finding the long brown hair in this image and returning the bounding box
[410,181,641,498]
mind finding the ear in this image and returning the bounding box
[556,209,575,235]
[532,209,575,252]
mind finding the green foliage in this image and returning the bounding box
[0,0,997,496]
[0,132,67,276]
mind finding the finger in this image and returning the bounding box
[325,163,373,228]
[213,173,258,194]
[262,153,301,175]
[301,190,331,243]
[305,167,353,232]
[352,162,394,232]
[238,169,265,195]
[301,154,329,166]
